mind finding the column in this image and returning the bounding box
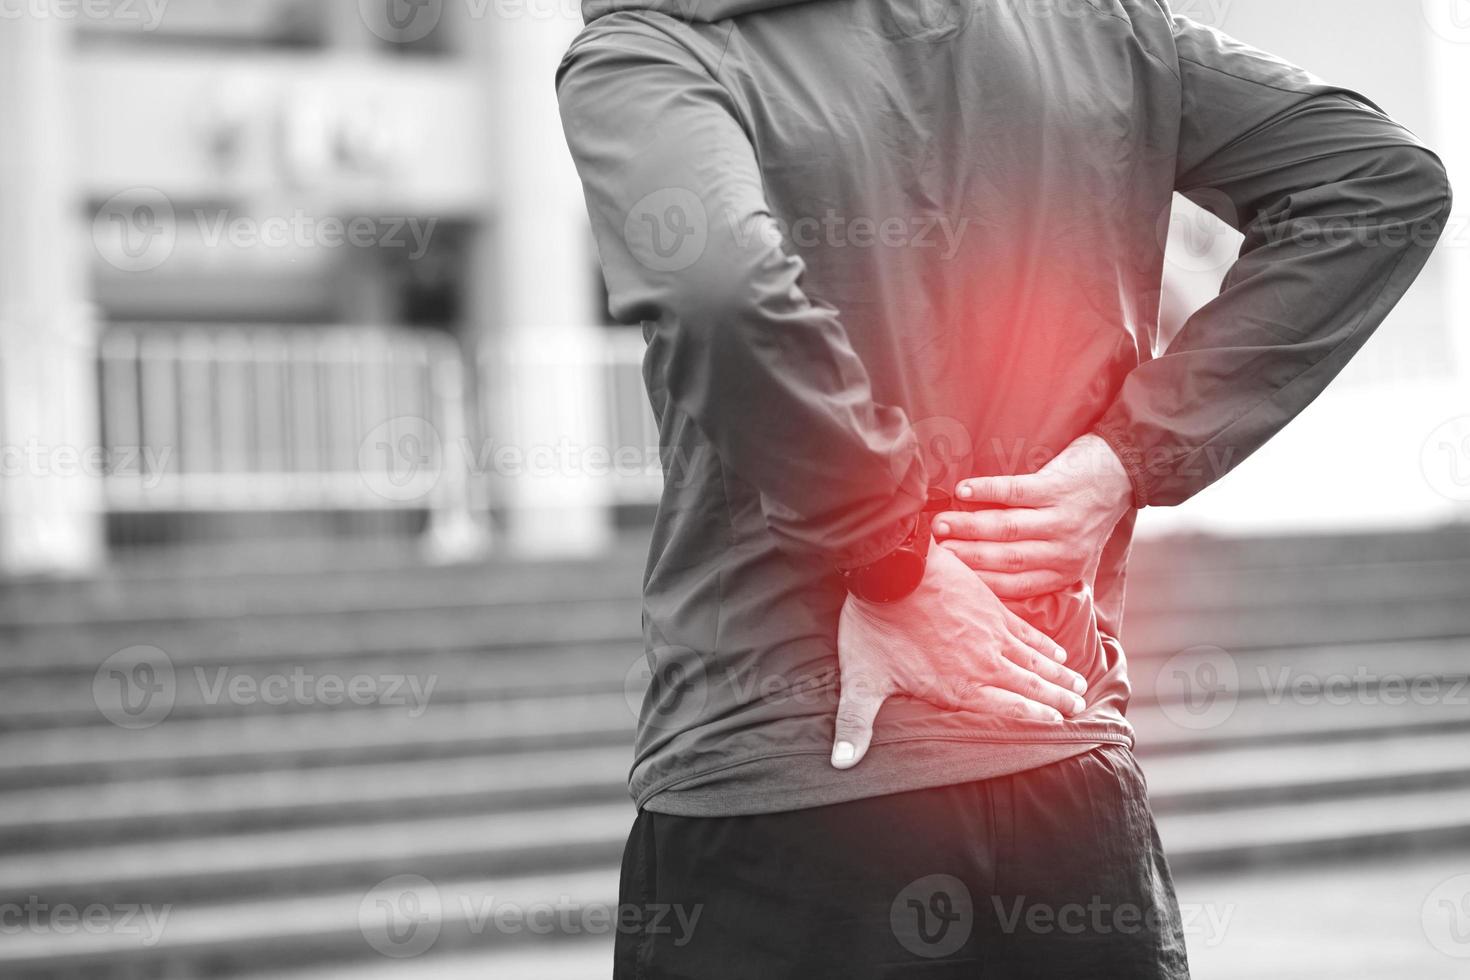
[0,13,105,575]
[468,4,614,556]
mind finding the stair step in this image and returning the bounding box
[0,803,634,911]
[1143,728,1470,811]
[1160,783,1470,873]
[0,747,634,849]
[0,598,643,668]
[0,868,621,977]
[0,643,641,731]
[0,696,637,789]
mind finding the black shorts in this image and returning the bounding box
[614,745,1190,979]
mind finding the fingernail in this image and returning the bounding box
[1071,695,1086,713]
[1053,648,1067,663]
[934,521,951,536]
[833,742,856,766]
[1072,677,1087,694]
[1049,710,1064,722]
[957,484,973,499]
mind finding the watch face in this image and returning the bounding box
[850,549,927,603]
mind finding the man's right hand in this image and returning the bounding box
[831,543,1089,770]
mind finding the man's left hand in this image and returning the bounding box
[934,434,1134,600]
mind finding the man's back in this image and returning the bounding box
[558,0,1450,816]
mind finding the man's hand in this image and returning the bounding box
[934,434,1134,600]
[832,544,1089,770]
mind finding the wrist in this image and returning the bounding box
[1077,433,1133,518]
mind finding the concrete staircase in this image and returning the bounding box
[3,529,1469,978]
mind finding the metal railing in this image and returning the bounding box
[99,323,666,525]
[98,323,473,516]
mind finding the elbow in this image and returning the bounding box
[1378,144,1454,240]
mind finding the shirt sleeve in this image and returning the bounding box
[556,26,926,568]
[1092,16,1454,508]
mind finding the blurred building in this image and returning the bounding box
[0,0,1465,579]
[0,0,633,577]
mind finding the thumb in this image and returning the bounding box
[832,672,887,770]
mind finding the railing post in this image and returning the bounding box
[423,341,492,563]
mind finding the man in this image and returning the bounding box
[557,0,1451,975]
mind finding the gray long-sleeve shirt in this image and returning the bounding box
[557,0,1452,816]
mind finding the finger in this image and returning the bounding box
[1002,640,1089,697]
[1002,608,1070,664]
[989,657,1088,716]
[936,539,1065,574]
[832,672,888,770]
[955,686,1065,724]
[933,508,1053,543]
[955,475,1053,508]
[973,569,1074,601]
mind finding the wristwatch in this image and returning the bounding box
[840,487,953,604]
